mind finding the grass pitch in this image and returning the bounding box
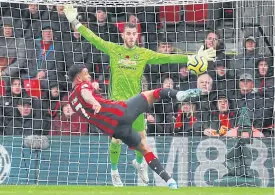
[0,186,273,195]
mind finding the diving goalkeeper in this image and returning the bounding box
[64,5,216,187]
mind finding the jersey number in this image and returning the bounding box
[72,97,90,119]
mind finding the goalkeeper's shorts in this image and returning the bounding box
[132,114,145,132]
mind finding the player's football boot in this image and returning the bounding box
[111,169,123,187]
[176,88,202,102]
[132,159,149,184]
[167,178,178,189]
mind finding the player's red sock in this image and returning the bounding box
[153,88,178,100]
[144,152,171,182]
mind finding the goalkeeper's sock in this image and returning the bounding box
[135,150,143,164]
[153,88,178,100]
[144,152,171,182]
[109,142,121,171]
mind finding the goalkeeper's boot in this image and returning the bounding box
[132,159,149,184]
[167,178,178,189]
[111,169,123,187]
[176,88,202,102]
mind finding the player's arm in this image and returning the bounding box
[147,46,216,64]
[64,5,115,54]
[81,89,101,114]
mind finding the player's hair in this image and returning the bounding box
[67,64,87,81]
[123,22,137,31]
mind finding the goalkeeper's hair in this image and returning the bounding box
[123,22,137,31]
[67,64,87,81]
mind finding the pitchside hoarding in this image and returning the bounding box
[0,136,274,187]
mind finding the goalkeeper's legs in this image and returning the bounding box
[109,137,123,187]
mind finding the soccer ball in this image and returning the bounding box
[187,55,208,75]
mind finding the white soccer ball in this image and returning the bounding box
[187,55,208,75]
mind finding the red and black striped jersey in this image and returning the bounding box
[69,81,127,136]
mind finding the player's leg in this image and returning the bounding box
[142,88,202,106]
[109,137,123,187]
[132,115,149,184]
[116,127,178,189]
[124,88,201,129]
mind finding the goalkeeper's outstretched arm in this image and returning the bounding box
[64,5,116,54]
[147,45,216,65]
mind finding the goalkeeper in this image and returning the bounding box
[64,5,216,187]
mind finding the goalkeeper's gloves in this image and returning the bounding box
[64,5,81,28]
[188,45,216,62]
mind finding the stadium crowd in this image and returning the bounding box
[0,4,274,137]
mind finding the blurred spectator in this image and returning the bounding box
[0,4,24,38]
[232,73,265,129]
[174,99,204,136]
[89,7,122,44]
[225,126,265,138]
[144,36,183,89]
[88,7,122,77]
[50,96,88,136]
[0,3,21,18]
[196,73,216,128]
[234,36,261,78]
[204,30,233,77]
[4,98,47,135]
[0,21,27,79]
[204,94,237,136]
[212,59,236,98]
[1,77,29,115]
[0,78,29,133]
[254,57,274,132]
[63,22,94,78]
[174,66,197,91]
[44,5,71,41]
[25,26,66,90]
[42,83,63,119]
[196,73,216,110]
[146,76,175,135]
[21,4,49,39]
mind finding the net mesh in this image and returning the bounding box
[0,0,274,187]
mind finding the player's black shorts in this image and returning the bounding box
[112,94,148,148]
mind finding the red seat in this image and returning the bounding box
[184,4,208,24]
[24,79,41,98]
[159,5,182,24]
[114,22,125,34]
[0,80,6,96]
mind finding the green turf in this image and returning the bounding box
[0,186,273,195]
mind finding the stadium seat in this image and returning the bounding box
[184,4,208,24]
[0,80,6,96]
[159,5,182,24]
[23,79,41,98]
[114,22,125,33]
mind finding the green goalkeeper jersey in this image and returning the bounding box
[78,25,189,100]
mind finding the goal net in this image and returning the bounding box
[0,0,274,187]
